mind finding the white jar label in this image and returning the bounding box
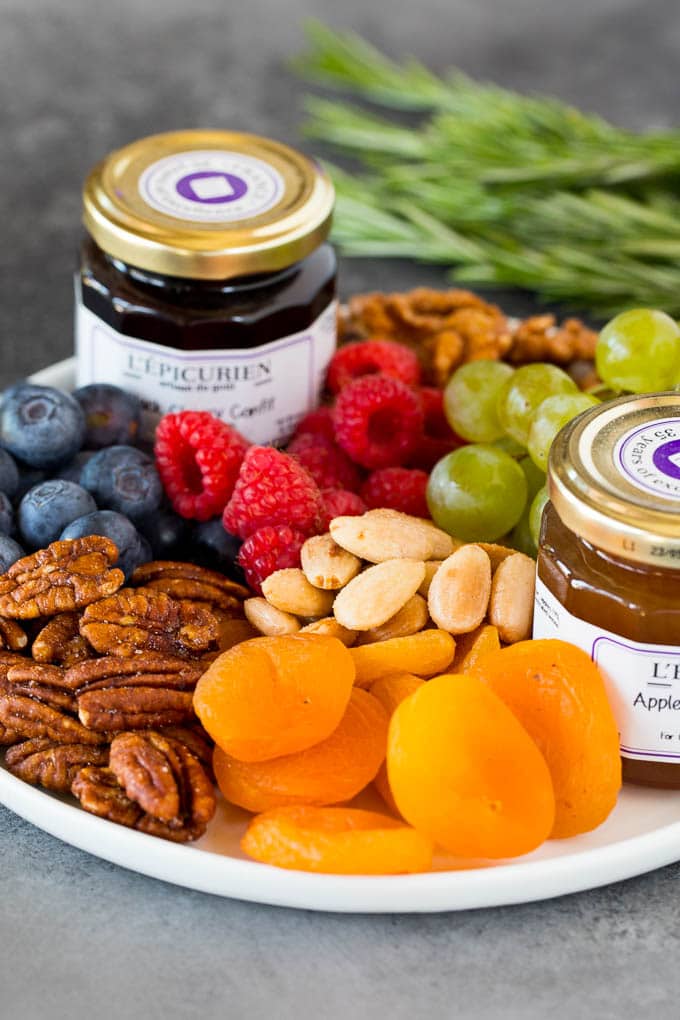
[75,293,337,444]
[533,576,680,762]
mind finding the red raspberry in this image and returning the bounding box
[292,407,336,443]
[326,339,421,394]
[155,411,249,521]
[333,374,424,470]
[361,468,429,518]
[223,446,323,540]
[237,525,307,594]
[287,433,362,492]
[407,387,465,470]
[319,488,366,530]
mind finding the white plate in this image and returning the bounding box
[0,357,677,913]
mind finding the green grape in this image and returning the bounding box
[497,364,578,446]
[596,308,680,393]
[527,393,600,471]
[518,454,546,503]
[427,444,528,542]
[491,434,527,459]
[529,485,549,548]
[444,361,514,442]
[510,507,537,558]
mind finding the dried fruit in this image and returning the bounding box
[350,630,456,688]
[369,672,425,814]
[80,588,218,657]
[452,624,501,673]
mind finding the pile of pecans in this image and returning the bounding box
[0,536,250,843]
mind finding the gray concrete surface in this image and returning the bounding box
[2,1,680,1016]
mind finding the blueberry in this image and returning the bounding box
[18,479,97,550]
[0,449,19,500]
[60,509,148,579]
[72,384,142,449]
[55,450,97,484]
[191,518,243,580]
[80,445,163,525]
[0,492,14,535]
[137,507,189,559]
[0,535,24,573]
[0,384,86,470]
[13,466,47,504]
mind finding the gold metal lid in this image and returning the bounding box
[82,129,335,280]
[548,392,680,566]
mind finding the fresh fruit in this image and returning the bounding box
[137,508,189,560]
[0,493,13,536]
[18,480,97,549]
[223,446,323,540]
[529,484,549,548]
[191,518,242,577]
[60,509,148,580]
[387,674,556,857]
[518,454,546,503]
[0,449,19,500]
[350,630,456,688]
[409,386,463,470]
[287,432,361,492]
[292,406,335,442]
[527,393,599,471]
[468,640,622,837]
[237,525,307,595]
[155,410,249,521]
[360,467,429,518]
[444,360,514,442]
[318,488,366,529]
[326,339,421,393]
[72,383,142,448]
[213,687,388,811]
[80,445,163,525]
[194,633,355,762]
[596,308,680,393]
[241,806,432,874]
[0,384,86,470]
[0,534,25,572]
[55,450,97,485]
[426,444,528,542]
[333,374,424,469]
[496,364,578,446]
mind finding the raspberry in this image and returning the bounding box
[333,374,424,470]
[238,525,307,594]
[155,411,248,521]
[287,433,361,492]
[361,468,429,518]
[327,340,421,394]
[407,387,465,470]
[319,488,367,530]
[223,446,323,540]
[292,407,336,442]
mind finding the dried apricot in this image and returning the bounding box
[452,624,500,673]
[370,673,424,814]
[242,806,433,874]
[468,639,621,838]
[388,674,555,857]
[193,633,354,762]
[214,688,389,812]
[351,629,456,688]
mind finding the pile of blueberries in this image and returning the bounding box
[0,382,241,578]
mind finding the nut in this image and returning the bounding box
[32,613,92,666]
[475,543,516,572]
[0,536,124,619]
[131,560,249,601]
[0,693,106,745]
[64,653,204,694]
[427,545,492,634]
[355,594,429,645]
[159,724,214,773]
[487,552,536,643]
[333,559,425,631]
[330,511,436,563]
[299,617,357,646]
[6,662,77,714]
[418,561,443,597]
[367,511,457,561]
[72,767,144,828]
[80,587,219,657]
[261,569,335,618]
[244,597,300,636]
[77,687,195,733]
[300,534,362,590]
[5,738,109,793]
[0,618,28,652]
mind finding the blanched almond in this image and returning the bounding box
[475,542,516,572]
[261,569,335,618]
[418,560,443,597]
[364,509,457,560]
[356,594,429,645]
[487,552,536,643]
[427,544,492,634]
[330,511,435,563]
[299,617,358,646]
[244,597,300,636]
[333,559,426,631]
[300,534,362,590]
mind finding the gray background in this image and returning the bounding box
[2,1,680,1016]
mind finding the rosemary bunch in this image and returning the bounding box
[294,23,680,316]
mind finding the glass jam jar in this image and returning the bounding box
[535,392,680,788]
[76,129,337,443]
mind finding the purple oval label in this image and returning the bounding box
[175,171,248,204]
[616,417,680,501]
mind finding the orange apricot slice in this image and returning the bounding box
[214,688,389,812]
[242,806,433,874]
[370,673,425,814]
[388,673,555,858]
[193,633,354,762]
[468,639,621,838]
[452,624,500,673]
[350,630,456,688]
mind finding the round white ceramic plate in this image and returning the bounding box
[0,357,677,913]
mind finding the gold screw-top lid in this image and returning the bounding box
[82,129,335,280]
[548,392,680,567]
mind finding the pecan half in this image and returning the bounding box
[0,537,124,619]
[5,662,77,714]
[131,561,249,601]
[0,618,28,652]
[77,687,195,733]
[0,693,106,745]
[159,724,213,772]
[64,652,204,693]
[508,314,598,365]
[5,738,109,792]
[79,588,218,658]
[71,767,144,827]
[32,613,93,666]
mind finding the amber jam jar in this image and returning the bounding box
[76,130,336,442]
[535,393,680,788]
